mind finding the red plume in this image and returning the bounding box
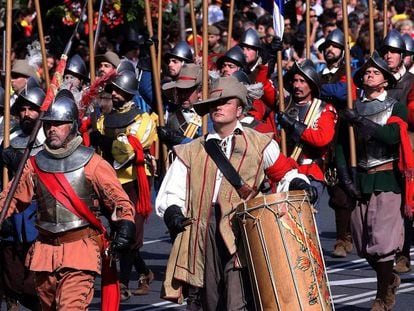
[79,70,117,118]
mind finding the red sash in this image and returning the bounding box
[387,116,414,217]
[127,135,152,219]
[30,156,120,311]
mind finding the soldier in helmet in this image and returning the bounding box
[62,54,90,104]
[238,28,277,108]
[0,89,136,309]
[0,83,45,310]
[165,41,194,81]
[341,51,406,311]
[318,28,358,258]
[238,28,282,137]
[380,30,414,106]
[278,60,338,211]
[91,68,157,300]
[402,34,414,74]
[380,30,414,275]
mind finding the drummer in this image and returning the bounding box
[155,76,318,310]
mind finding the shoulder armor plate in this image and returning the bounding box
[35,145,95,173]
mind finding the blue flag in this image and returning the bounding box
[273,0,286,38]
[254,0,289,38]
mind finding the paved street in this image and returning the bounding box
[88,190,414,310]
[7,191,414,310]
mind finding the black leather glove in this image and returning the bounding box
[289,177,318,204]
[164,205,188,240]
[89,130,114,153]
[343,109,379,140]
[270,36,283,53]
[111,220,136,252]
[157,126,185,146]
[336,165,361,199]
[277,112,306,143]
[2,147,23,173]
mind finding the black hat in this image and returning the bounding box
[353,50,396,89]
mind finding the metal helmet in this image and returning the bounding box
[12,85,45,115]
[283,59,320,97]
[65,54,89,81]
[216,45,247,70]
[231,70,251,85]
[353,50,396,89]
[380,30,406,54]
[116,59,136,73]
[402,34,414,55]
[239,28,262,50]
[111,69,138,95]
[318,29,345,52]
[26,76,41,89]
[41,89,79,123]
[165,41,194,63]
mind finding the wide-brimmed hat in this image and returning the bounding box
[193,76,247,116]
[353,50,396,89]
[162,63,202,91]
[283,59,320,97]
[11,59,39,82]
[95,51,121,68]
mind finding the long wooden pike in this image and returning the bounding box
[342,0,357,168]
[227,0,235,50]
[305,0,310,59]
[383,0,388,38]
[143,0,168,170]
[88,0,96,83]
[0,2,87,225]
[369,0,375,54]
[157,0,163,75]
[34,0,50,88]
[3,0,12,187]
[189,0,199,56]
[202,0,209,135]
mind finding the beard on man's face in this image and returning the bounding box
[20,117,36,135]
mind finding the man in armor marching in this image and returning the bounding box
[341,51,406,311]
[277,59,338,213]
[0,89,136,309]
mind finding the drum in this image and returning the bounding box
[236,191,333,311]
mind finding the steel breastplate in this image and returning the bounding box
[355,97,398,169]
[10,131,44,155]
[285,99,326,153]
[35,146,97,233]
[103,106,141,139]
[285,100,312,122]
[35,145,95,173]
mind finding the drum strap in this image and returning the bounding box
[204,139,254,200]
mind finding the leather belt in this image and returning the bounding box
[38,227,100,246]
[367,162,394,174]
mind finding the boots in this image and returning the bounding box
[131,270,154,295]
[332,239,347,257]
[394,255,411,274]
[371,298,387,311]
[120,283,132,301]
[384,273,401,310]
